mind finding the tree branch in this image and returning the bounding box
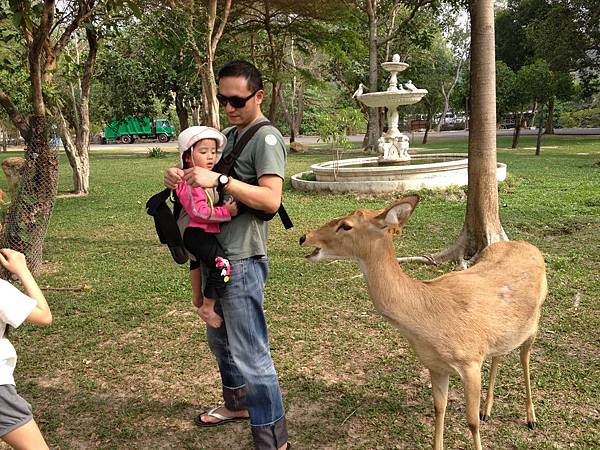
[211,0,232,56]
[0,90,31,140]
[51,0,97,64]
[377,0,433,46]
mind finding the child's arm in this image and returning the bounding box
[0,249,52,326]
[177,183,232,223]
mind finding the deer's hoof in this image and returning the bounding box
[479,413,490,423]
[527,421,537,430]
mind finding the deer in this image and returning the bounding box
[299,195,547,450]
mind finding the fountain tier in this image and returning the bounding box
[291,154,507,194]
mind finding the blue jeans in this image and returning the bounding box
[206,256,288,449]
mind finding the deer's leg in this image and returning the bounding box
[520,335,537,430]
[430,369,449,450]
[480,357,500,422]
[461,364,483,450]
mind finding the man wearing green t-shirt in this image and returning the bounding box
[164,61,289,450]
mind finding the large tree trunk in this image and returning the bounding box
[460,0,507,262]
[1,116,58,274]
[0,0,97,275]
[399,0,506,268]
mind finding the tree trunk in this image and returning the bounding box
[367,6,380,151]
[422,112,433,144]
[1,115,58,274]
[462,0,507,260]
[200,65,220,129]
[545,96,555,134]
[530,100,538,129]
[294,82,305,137]
[511,111,524,149]
[278,87,295,142]
[175,91,189,131]
[1,123,6,152]
[400,0,507,268]
[436,86,449,132]
[56,110,89,194]
[268,80,282,122]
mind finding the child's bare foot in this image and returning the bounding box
[198,304,223,328]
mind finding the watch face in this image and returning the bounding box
[219,175,229,185]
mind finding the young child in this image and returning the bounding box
[0,248,52,449]
[176,126,237,328]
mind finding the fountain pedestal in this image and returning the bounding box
[356,54,427,163]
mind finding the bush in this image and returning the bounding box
[559,107,600,128]
[147,147,167,158]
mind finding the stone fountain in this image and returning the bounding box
[357,54,427,162]
[291,54,507,194]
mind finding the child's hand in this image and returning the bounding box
[0,248,29,276]
[225,200,238,217]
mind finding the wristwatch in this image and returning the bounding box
[217,174,230,192]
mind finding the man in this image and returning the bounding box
[164,60,289,450]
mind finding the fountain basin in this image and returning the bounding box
[291,154,507,194]
[357,89,428,107]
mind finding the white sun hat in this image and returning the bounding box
[177,126,227,167]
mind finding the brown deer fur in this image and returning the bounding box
[1,156,26,198]
[300,195,547,450]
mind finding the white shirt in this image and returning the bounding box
[0,279,37,386]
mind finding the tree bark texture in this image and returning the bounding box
[463,0,506,259]
[398,0,508,268]
[56,110,89,194]
[1,115,58,274]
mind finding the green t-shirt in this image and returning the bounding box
[216,119,287,260]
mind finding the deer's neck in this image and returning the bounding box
[358,238,428,330]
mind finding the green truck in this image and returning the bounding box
[101,117,175,144]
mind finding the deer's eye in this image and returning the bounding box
[337,222,353,232]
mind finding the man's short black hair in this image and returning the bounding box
[218,60,263,92]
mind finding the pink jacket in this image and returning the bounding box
[176,182,231,233]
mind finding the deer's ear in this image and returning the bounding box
[376,195,419,228]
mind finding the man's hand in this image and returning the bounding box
[164,167,184,189]
[182,167,220,188]
[0,248,29,278]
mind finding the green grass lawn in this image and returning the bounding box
[0,134,599,449]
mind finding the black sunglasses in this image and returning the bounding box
[216,89,260,108]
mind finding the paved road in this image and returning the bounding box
[2,128,598,152]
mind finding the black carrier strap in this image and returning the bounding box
[145,188,189,264]
[215,121,271,175]
[215,121,293,229]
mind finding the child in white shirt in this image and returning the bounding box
[0,248,52,449]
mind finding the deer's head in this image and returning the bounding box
[300,195,419,261]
